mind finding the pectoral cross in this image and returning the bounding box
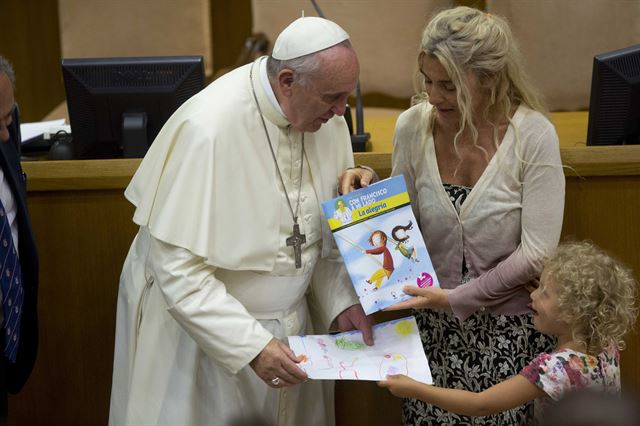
[286,222,306,269]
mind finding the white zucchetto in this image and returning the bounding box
[272,16,350,61]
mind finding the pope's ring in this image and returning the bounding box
[271,377,282,386]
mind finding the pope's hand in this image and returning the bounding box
[384,286,450,311]
[338,166,376,195]
[335,304,374,346]
[250,338,308,388]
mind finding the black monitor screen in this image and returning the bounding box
[62,56,204,158]
[587,44,640,146]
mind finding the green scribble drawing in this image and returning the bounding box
[335,337,366,350]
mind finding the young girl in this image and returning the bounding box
[379,241,638,424]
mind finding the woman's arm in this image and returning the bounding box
[448,124,565,320]
[379,374,545,417]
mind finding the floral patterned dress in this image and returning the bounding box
[520,346,621,424]
[402,184,554,426]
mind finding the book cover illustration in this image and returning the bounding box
[288,316,432,383]
[322,175,439,315]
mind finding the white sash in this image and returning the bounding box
[215,269,312,330]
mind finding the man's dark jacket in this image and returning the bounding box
[0,106,39,394]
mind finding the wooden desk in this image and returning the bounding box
[9,111,640,425]
[355,109,640,177]
[361,108,590,152]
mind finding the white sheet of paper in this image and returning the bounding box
[20,119,66,142]
[288,316,432,384]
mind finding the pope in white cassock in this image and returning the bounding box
[108,16,374,426]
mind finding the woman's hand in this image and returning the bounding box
[338,166,377,195]
[384,286,450,311]
[378,374,423,399]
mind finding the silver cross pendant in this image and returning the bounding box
[286,222,306,268]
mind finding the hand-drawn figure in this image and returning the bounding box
[315,337,334,369]
[380,353,408,377]
[339,358,360,380]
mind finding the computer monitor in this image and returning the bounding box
[62,56,204,158]
[586,44,640,146]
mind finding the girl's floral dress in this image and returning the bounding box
[520,346,620,424]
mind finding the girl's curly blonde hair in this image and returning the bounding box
[543,241,638,353]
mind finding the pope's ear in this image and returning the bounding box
[277,69,295,96]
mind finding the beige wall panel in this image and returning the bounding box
[487,0,640,111]
[252,0,454,99]
[58,0,213,76]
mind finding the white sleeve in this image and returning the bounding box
[307,249,360,331]
[148,235,273,374]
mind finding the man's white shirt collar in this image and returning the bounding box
[259,58,286,118]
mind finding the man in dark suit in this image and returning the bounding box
[0,56,39,424]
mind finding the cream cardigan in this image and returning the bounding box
[392,103,565,321]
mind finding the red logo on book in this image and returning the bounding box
[417,273,433,288]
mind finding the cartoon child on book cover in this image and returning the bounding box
[392,221,420,263]
[321,175,439,314]
[363,230,394,290]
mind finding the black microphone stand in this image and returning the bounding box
[310,0,370,152]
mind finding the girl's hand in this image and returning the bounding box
[384,286,450,311]
[378,374,422,398]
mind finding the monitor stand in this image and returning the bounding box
[345,104,370,153]
[122,113,148,157]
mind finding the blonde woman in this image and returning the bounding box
[340,6,565,425]
[379,241,637,425]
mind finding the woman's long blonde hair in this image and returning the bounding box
[415,6,547,166]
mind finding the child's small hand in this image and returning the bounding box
[378,374,421,398]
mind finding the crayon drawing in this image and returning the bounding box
[288,316,432,384]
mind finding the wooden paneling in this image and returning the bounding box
[8,188,138,425]
[0,0,65,122]
[22,159,141,191]
[562,176,640,392]
[336,309,409,426]
[210,0,253,79]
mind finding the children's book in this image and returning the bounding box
[322,174,439,315]
[288,316,432,383]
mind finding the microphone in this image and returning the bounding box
[310,0,370,152]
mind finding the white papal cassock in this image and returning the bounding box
[108,56,359,426]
